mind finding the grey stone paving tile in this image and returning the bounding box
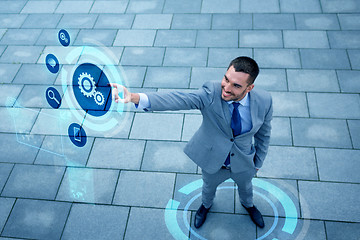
[94,14,134,29]
[0,133,43,164]
[337,70,360,93]
[270,117,292,145]
[316,148,360,183]
[254,49,300,68]
[13,63,57,84]
[142,141,197,173]
[300,49,351,69]
[126,0,164,13]
[0,29,5,40]
[30,109,80,136]
[292,118,352,148]
[172,173,201,209]
[0,84,23,106]
[0,14,27,28]
[90,0,128,13]
[328,31,360,49]
[57,167,119,204]
[325,221,360,240]
[120,47,164,66]
[1,107,39,134]
[280,0,321,13]
[0,198,15,233]
[253,13,295,29]
[122,66,146,87]
[308,93,360,119]
[295,14,340,30]
[130,112,183,140]
[320,0,360,13]
[0,163,13,192]
[36,28,79,46]
[338,14,360,30]
[21,1,59,14]
[208,48,253,67]
[2,199,71,239]
[62,204,129,240]
[239,30,283,48]
[16,85,59,108]
[0,29,42,45]
[0,1,26,14]
[0,46,43,64]
[87,138,145,170]
[299,181,360,222]
[2,164,65,199]
[78,46,124,65]
[259,146,318,180]
[144,66,190,88]
[113,170,175,207]
[241,0,280,13]
[284,30,329,48]
[163,0,201,13]
[196,30,238,48]
[190,67,224,88]
[55,0,93,13]
[171,14,210,29]
[201,0,239,13]
[190,212,255,239]
[114,29,156,46]
[259,218,326,240]
[0,46,4,56]
[164,47,207,67]
[125,207,188,240]
[58,14,98,29]
[212,13,252,29]
[132,14,172,29]
[21,13,62,29]
[35,135,94,167]
[348,50,360,70]
[74,29,117,46]
[155,30,196,47]
[255,69,287,91]
[348,120,360,149]
[271,91,308,117]
[287,69,339,92]
[182,114,202,141]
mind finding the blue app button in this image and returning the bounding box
[58,29,70,47]
[68,123,87,147]
[45,87,62,109]
[45,54,59,74]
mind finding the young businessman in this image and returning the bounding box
[110,56,273,229]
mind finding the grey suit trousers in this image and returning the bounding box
[202,167,257,209]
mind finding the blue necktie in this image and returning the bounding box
[224,102,242,166]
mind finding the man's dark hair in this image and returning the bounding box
[227,56,259,85]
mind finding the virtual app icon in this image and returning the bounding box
[68,123,87,147]
[58,29,70,47]
[45,54,59,73]
[45,87,61,109]
[72,63,112,117]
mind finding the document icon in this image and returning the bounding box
[73,127,81,142]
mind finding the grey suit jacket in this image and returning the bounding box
[146,81,273,174]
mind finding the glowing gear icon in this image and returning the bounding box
[94,91,105,106]
[78,72,96,97]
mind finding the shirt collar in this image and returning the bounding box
[226,93,249,106]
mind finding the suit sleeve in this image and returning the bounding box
[253,95,273,169]
[145,81,216,111]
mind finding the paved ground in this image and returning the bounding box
[0,0,360,239]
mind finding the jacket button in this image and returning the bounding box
[231,153,235,156]
[230,138,234,142]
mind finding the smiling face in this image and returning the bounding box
[221,65,255,102]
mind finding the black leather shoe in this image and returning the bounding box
[194,204,210,228]
[242,204,265,228]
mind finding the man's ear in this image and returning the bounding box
[247,84,255,92]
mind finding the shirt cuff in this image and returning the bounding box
[135,93,150,110]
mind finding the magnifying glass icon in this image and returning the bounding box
[47,89,60,105]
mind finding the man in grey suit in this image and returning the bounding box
[111,56,273,229]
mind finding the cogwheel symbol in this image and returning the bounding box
[78,72,96,97]
[94,91,105,106]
